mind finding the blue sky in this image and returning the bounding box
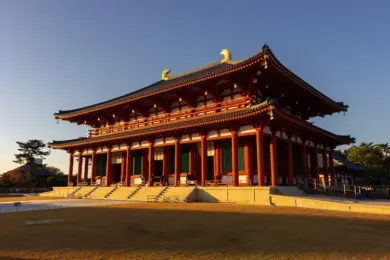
[1,0,389,173]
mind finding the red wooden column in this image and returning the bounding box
[244,139,251,185]
[214,142,220,181]
[121,152,126,185]
[329,151,335,184]
[200,135,207,186]
[148,141,154,186]
[162,147,168,185]
[312,146,319,180]
[106,148,112,186]
[301,142,308,179]
[91,150,97,185]
[255,127,265,186]
[231,130,238,186]
[83,156,89,184]
[322,151,328,184]
[270,135,278,186]
[174,139,181,186]
[77,154,83,186]
[189,144,194,175]
[287,140,294,185]
[68,152,74,185]
[125,146,132,187]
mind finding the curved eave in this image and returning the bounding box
[265,48,348,112]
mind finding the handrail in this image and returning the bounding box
[88,97,250,137]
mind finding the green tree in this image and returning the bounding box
[13,139,50,165]
[46,166,64,175]
[344,142,390,172]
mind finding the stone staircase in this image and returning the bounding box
[86,187,116,199]
[158,187,196,202]
[72,187,97,198]
[129,187,166,202]
[106,187,139,200]
[67,186,82,198]
[104,186,119,198]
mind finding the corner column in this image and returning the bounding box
[322,151,328,184]
[106,148,112,186]
[68,152,74,185]
[329,151,335,184]
[125,146,132,187]
[121,152,126,185]
[77,154,83,186]
[148,141,154,186]
[162,147,168,186]
[287,140,294,185]
[244,139,251,185]
[231,130,238,186]
[83,156,89,184]
[214,142,220,181]
[91,150,97,185]
[255,127,265,186]
[174,138,180,186]
[312,146,319,180]
[270,135,278,186]
[200,135,207,186]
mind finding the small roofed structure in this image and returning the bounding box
[332,152,366,185]
[2,163,55,188]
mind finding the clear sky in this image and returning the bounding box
[1,0,389,174]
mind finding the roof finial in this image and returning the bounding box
[220,49,231,63]
[161,69,171,81]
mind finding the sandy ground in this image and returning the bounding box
[0,202,390,259]
[0,196,64,202]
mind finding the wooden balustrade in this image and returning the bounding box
[88,97,250,138]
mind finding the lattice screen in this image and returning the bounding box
[317,153,324,168]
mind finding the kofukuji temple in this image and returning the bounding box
[49,45,354,187]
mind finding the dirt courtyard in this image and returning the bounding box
[0,196,64,202]
[1,202,390,259]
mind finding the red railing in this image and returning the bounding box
[88,97,250,138]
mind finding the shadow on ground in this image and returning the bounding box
[0,203,390,259]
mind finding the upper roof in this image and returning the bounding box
[4,163,55,177]
[55,44,348,119]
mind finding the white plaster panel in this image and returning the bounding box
[275,131,281,137]
[112,145,120,151]
[320,144,324,149]
[282,131,288,139]
[291,135,297,142]
[181,134,190,142]
[207,130,218,138]
[220,129,231,137]
[221,175,233,184]
[131,142,140,149]
[141,140,149,147]
[238,175,247,184]
[180,176,187,184]
[154,138,164,145]
[207,141,214,156]
[263,126,272,135]
[165,137,175,144]
[120,144,127,150]
[191,133,201,140]
[134,177,142,185]
[238,125,256,135]
[326,146,331,151]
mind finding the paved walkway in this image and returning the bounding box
[309,194,390,206]
[0,199,132,214]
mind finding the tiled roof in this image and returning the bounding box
[332,152,366,172]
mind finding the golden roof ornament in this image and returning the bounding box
[161,69,171,81]
[220,49,231,63]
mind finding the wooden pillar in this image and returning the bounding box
[148,141,154,186]
[77,155,83,185]
[174,139,180,186]
[312,146,319,180]
[162,147,168,185]
[68,152,74,185]
[322,151,328,184]
[106,148,112,186]
[200,135,207,186]
[83,157,89,184]
[287,140,294,185]
[231,130,238,186]
[189,144,194,174]
[244,138,251,185]
[91,151,96,185]
[121,152,126,184]
[125,146,132,187]
[255,127,264,186]
[270,135,278,186]
[214,142,220,180]
[329,151,335,184]
[301,142,308,178]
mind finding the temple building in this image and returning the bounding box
[49,45,354,187]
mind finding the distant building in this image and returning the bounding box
[3,161,55,187]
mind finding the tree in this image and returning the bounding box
[13,139,50,165]
[344,142,390,172]
[46,166,64,175]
